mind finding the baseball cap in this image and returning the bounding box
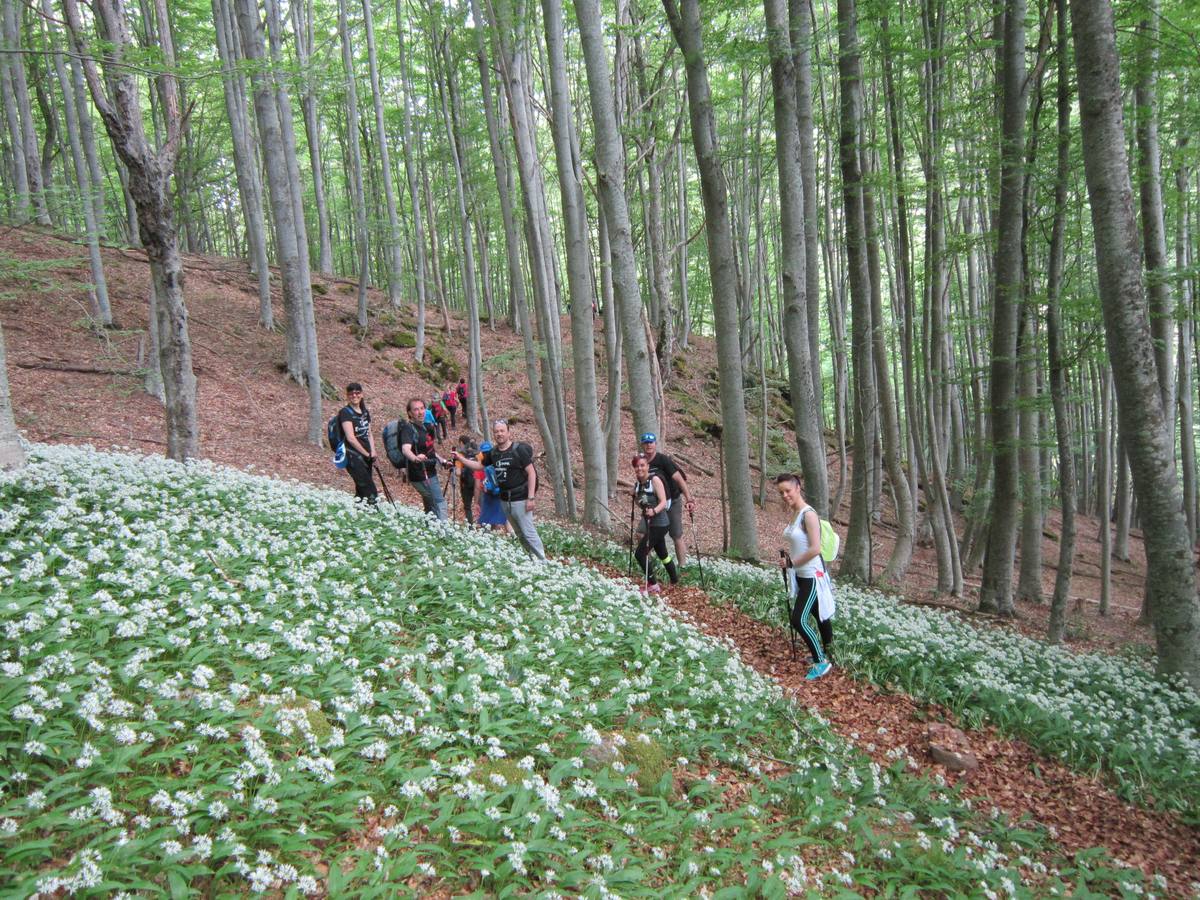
[480,441,493,453]
[640,432,657,444]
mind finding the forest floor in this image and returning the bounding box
[2,225,1196,892]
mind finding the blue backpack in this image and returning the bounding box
[480,441,500,495]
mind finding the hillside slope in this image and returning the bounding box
[0,225,1152,651]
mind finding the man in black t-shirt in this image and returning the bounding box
[455,419,545,561]
[337,383,378,505]
[639,432,695,565]
[400,398,448,520]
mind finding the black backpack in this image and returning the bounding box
[382,420,405,469]
[326,413,345,451]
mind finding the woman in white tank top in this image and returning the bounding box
[775,473,834,680]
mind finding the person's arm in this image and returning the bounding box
[341,418,372,458]
[673,470,694,510]
[524,462,537,510]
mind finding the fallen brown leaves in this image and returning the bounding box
[584,565,1200,896]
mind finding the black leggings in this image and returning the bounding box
[791,575,832,664]
[345,452,378,504]
[635,523,678,585]
[460,477,475,524]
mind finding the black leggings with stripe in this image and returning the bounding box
[791,575,832,664]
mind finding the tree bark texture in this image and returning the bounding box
[0,321,25,470]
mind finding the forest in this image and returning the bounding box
[0,0,1199,892]
[0,0,1198,678]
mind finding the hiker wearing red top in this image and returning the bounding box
[443,385,459,428]
[430,395,448,441]
[456,376,468,408]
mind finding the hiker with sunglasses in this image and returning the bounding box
[776,472,834,680]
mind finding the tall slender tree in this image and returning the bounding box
[1070,0,1200,688]
[543,0,608,525]
[63,0,198,460]
[764,0,827,513]
[978,0,1027,617]
[575,0,659,441]
[663,0,759,558]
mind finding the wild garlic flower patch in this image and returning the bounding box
[596,533,1200,823]
[0,447,1149,896]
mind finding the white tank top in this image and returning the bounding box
[783,506,820,577]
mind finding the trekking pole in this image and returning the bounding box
[372,461,397,509]
[643,525,652,593]
[626,492,636,576]
[779,550,797,661]
[688,507,706,589]
[448,466,458,523]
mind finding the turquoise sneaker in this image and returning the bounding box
[806,661,833,680]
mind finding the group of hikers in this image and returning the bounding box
[330,379,835,681]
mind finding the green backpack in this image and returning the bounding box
[801,506,840,562]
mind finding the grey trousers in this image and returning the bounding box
[501,498,546,560]
[411,476,448,520]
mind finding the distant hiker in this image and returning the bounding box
[476,440,507,531]
[401,398,448,520]
[443,385,459,429]
[456,433,480,524]
[455,419,544,560]
[776,472,834,680]
[430,395,449,441]
[337,383,378,506]
[456,376,468,409]
[632,454,679,593]
[638,433,695,566]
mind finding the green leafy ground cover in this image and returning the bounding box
[541,527,1200,825]
[0,447,1162,896]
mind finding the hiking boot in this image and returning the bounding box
[805,661,833,680]
[647,583,663,595]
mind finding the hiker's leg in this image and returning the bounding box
[668,503,686,565]
[651,525,677,584]
[789,577,825,665]
[504,500,546,561]
[347,453,377,503]
[818,616,833,656]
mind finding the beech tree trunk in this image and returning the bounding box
[396,6,428,362]
[765,0,827,515]
[834,0,876,581]
[978,0,1027,617]
[3,0,50,225]
[0,321,24,470]
[1134,0,1174,430]
[542,0,607,524]
[44,0,111,327]
[338,0,370,329]
[436,28,487,455]
[212,0,272,329]
[1071,0,1200,688]
[291,0,333,274]
[64,0,198,460]
[663,0,759,558]
[1046,0,1075,643]
[361,0,403,307]
[576,0,659,440]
